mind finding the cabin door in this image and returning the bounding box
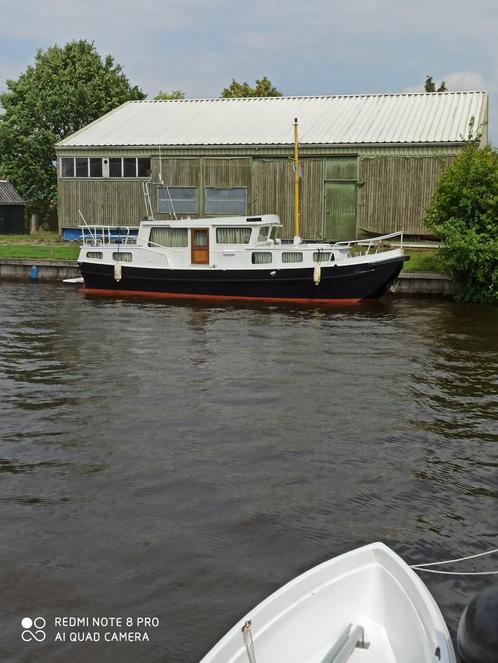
[191,228,209,264]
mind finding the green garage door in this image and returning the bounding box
[324,181,357,241]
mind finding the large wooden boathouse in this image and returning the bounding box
[56,92,488,240]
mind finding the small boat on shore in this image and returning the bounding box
[77,120,407,303]
[200,542,457,663]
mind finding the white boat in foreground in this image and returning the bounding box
[201,542,456,663]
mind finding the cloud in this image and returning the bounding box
[0,0,497,140]
[442,71,488,91]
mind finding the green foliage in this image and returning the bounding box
[424,145,498,303]
[221,76,282,98]
[155,90,186,100]
[0,40,145,226]
[424,75,447,92]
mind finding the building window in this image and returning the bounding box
[313,251,333,262]
[205,187,247,215]
[282,252,303,263]
[252,252,272,264]
[149,227,189,247]
[109,158,122,177]
[75,158,89,178]
[123,157,136,177]
[216,227,252,244]
[89,158,102,177]
[137,158,150,177]
[86,251,103,259]
[60,157,151,178]
[158,187,198,215]
[61,158,75,177]
[112,252,133,262]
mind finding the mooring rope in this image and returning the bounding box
[410,547,498,575]
[242,620,257,663]
[411,568,498,576]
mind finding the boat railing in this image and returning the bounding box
[333,231,404,255]
[79,225,140,246]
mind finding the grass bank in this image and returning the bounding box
[0,244,79,260]
[0,233,79,260]
[0,234,444,271]
[403,249,442,273]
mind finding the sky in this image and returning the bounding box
[0,0,495,141]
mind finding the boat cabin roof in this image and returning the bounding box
[141,214,281,228]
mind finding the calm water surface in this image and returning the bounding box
[0,283,497,662]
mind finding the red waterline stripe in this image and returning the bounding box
[80,288,364,305]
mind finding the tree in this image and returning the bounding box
[0,40,145,227]
[155,90,186,100]
[424,145,498,303]
[221,76,282,98]
[425,75,447,92]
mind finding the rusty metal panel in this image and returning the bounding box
[360,156,455,236]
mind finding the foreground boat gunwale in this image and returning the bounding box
[200,542,457,663]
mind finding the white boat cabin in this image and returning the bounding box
[78,214,404,270]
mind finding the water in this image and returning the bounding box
[0,282,497,662]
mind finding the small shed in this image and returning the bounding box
[0,181,25,233]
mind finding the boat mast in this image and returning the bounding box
[293,118,301,245]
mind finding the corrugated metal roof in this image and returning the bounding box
[0,180,25,205]
[57,92,487,148]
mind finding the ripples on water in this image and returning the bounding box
[0,282,497,662]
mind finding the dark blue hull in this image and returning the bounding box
[79,257,407,302]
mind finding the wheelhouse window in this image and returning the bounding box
[270,226,281,241]
[313,251,333,262]
[282,252,303,263]
[112,252,133,262]
[257,226,270,242]
[149,228,189,247]
[158,187,198,215]
[205,188,247,215]
[252,252,272,264]
[216,227,252,244]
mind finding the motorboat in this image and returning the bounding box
[200,542,456,663]
[76,218,407,303]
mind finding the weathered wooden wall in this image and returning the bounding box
[359,156,455,236]
[58,151,456,237]
[58,179,147,228]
